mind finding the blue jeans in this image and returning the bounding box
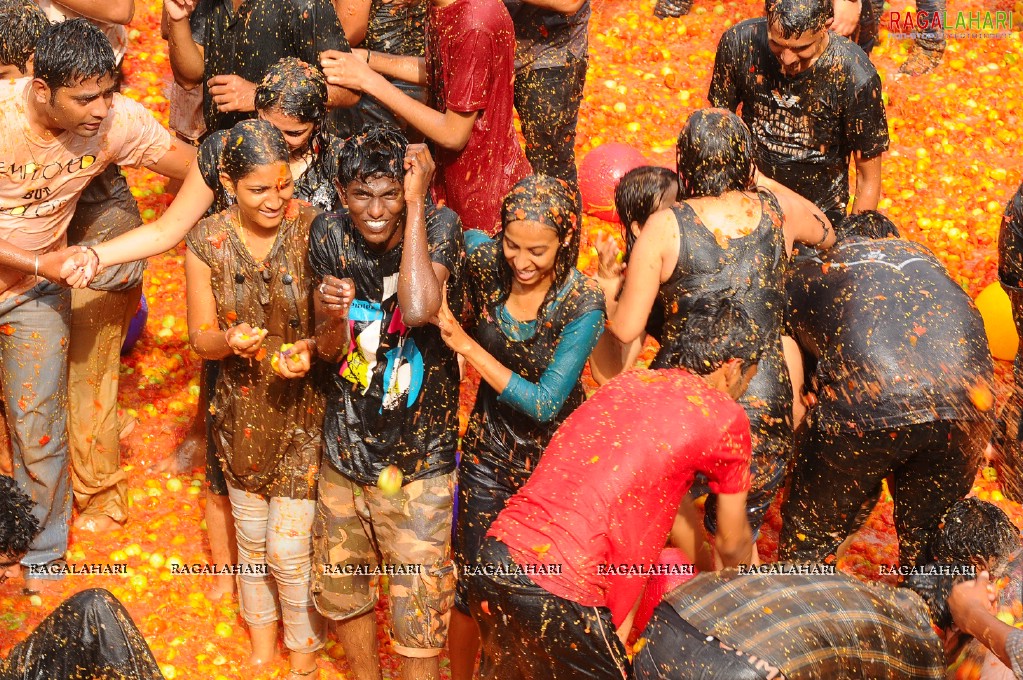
[0,282,71,577]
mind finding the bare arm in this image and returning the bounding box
[144,139,197,182]
[361,49,428,86]
[335,0,372,46]
[55,0,134,25]
[949,573,1017,672]
[322,51,475,151]
[606,209,676,343]
[93,162,214,267]
[588,232,644,383]
[397,144,446,324]
[520,0,586,13]
[185,250,267,360]
[714,491,754,567]
[851,153,883,214]
[166,0,205,89]
[755,173,835,254]
[313,276,354,361]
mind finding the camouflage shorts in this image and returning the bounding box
[312,465,456,657]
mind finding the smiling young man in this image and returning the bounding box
[307,127,463,680]
[708,0,889,228]
[0,19,195,594]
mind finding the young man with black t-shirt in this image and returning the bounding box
[164,0,359,135]
[779,211,994,568]
[307,128,463,680]
[708,0,889,227]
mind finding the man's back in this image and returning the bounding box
[646,568,945,679]
[489,368,752,621]
[787,237,993,432]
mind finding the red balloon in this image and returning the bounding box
[578,143,649,223]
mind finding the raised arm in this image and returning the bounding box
[321,51,473,151]
[334,0,372,46]
[606,209,676,344]
[55,0,134,26]
[397,145,446,325]
[165,0,205,89]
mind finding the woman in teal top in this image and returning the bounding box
[434,175,605,680]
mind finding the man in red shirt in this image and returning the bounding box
[319,0,530,234]
[467,297,759,679]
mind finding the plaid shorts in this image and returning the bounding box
[312,464,455,657]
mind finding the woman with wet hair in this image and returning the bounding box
[184,119,326,678]
[433,175,605,680]
[591,108,835,556]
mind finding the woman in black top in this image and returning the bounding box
[591,108,835,551]
[433,176,605,680]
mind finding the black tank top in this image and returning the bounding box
[651,190,791,418]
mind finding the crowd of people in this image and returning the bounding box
[0,0,1021,676]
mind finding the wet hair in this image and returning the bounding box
[494,175,581,320]
[615,166,678,260]
[837,211,901,240]
[672,297,764,375]
[931,498,1022,567]
[765,0,832,37]
[254,57,327,126]
[676,109,756,200]
[902,567,969,630]
[0,476,41,558]
[220,119,290,183]
[338,126,407,188]
[0,0,48,75]
[33,18,116,93]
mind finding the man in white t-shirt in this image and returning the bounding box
[0,19,195,594]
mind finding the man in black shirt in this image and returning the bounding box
[779,212,994,568]
[708,0,889,227]
[164,0,359,134]
[308,128,463,680]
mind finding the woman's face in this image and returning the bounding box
[259,108,316,156]
[502,219,563,289]
[228,162,294,230]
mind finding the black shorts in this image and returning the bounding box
[467,537,629,680]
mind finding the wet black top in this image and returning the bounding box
[787,236,994,432]
[709,19,889,222]
[308,205,464,485]
[651,190,791,420]
[190,0,350,134]
[461,235,605,486]
[198,128,346,214]
[364,0,427,56]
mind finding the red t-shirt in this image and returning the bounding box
[426,0,530,234]
[488,368,752,624]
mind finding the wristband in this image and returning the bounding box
[812,215,831,248]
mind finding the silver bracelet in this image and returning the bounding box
[34,255,38,278]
